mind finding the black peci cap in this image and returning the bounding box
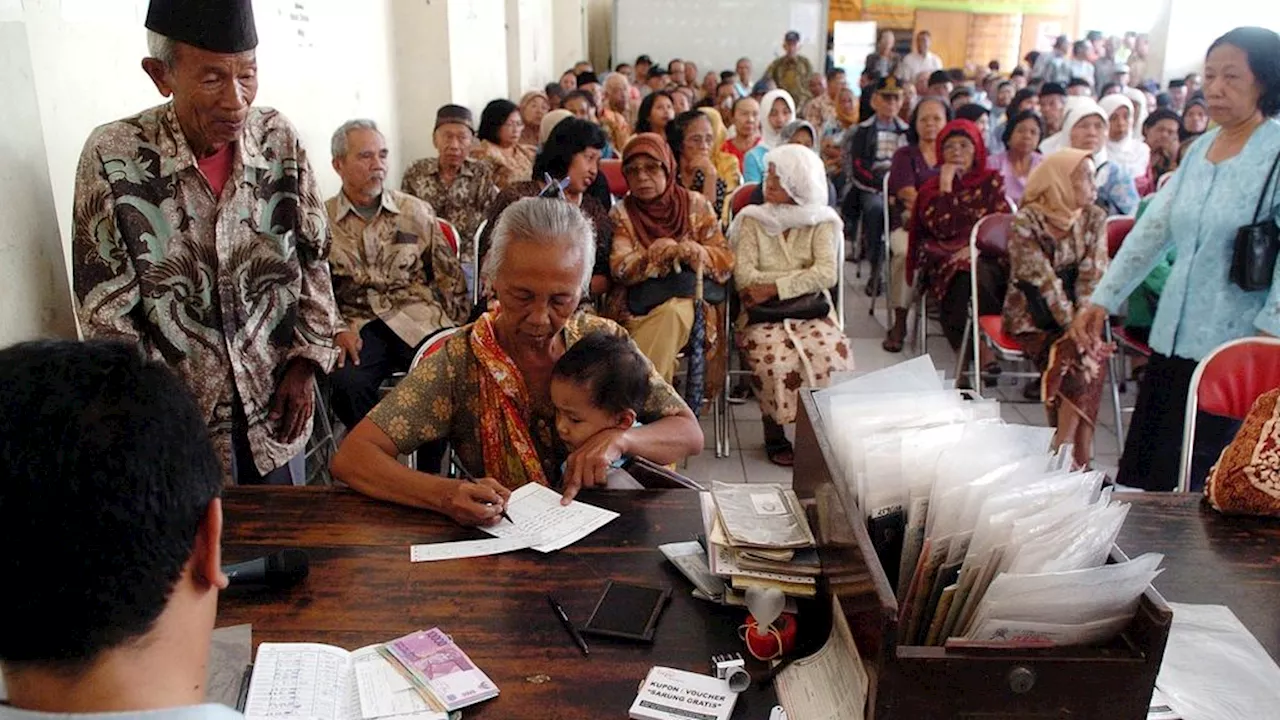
[145,0,258,54]
[434,104,474,131]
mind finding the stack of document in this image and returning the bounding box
[381,629,498,712]
[704,482,819,600]
[813,357,1160,648]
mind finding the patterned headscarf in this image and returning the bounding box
[621,133,693,247]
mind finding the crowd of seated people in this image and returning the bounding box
[62,0,1280,542]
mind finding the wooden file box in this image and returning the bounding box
[793,391,1172,719]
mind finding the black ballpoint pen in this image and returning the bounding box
[450,448,514,524]
[547,593,590,656]
[234,663,253,712]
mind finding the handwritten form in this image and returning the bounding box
[774,596,868,720]
[409,484,618,561]
[243,644,446,720]
[481,483,619,552]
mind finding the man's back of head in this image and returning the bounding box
[0,340,227,714]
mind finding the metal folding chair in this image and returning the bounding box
[867,173,891,327]
[1178,337,1280,491]
[472,218,487,306]
[956,213,1039,393]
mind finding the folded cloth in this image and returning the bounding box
[1205,388,1280,517]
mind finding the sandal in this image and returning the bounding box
[766,441,795,467]
[882,327,906,354]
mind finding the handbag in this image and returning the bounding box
[1016,266,1079,332]
[1230,150,1280,292]
[627,270,727,316]
[745,292,831,325]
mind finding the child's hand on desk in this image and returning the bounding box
[562,428,628,505]
[444,478,511,526]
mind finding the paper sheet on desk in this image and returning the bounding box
[481,483,618,552]
[410,536,531,562]
[207,624,252,707]
[1154,603,1280,720]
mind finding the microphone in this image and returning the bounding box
[223,549,310,588]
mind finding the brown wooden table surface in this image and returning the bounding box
[1114,492,1280,660]
[217,487,776,720]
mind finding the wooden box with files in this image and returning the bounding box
[792,391,1173,720]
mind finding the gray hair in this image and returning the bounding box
[146,30,178,68]
[331,119,380,160]
[482,198,596,291]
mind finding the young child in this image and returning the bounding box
[550,332,651,455]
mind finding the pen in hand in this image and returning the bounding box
[450,448,514,524]
[547,593,590,656]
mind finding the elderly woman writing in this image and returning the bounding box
[907,119,1012,375]
[1004,149,1111,469]
[332,198,702,524]
[607,134,735,384]
[732,145,854,466]
[472,99,536,188]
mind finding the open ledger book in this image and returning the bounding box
[243,643,448,720]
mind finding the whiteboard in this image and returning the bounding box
[612,0,827,85]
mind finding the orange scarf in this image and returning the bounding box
[470,312,549,489]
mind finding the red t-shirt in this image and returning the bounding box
[721,138,758,173]
[197,144,236,199]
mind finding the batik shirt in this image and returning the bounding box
[1003,205,1109,335]
[72,102,339,478]
[325,189,469,347]
[401,157,501,265]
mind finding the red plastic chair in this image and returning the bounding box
[410,325,465,372]
[729,182,760,220]
[1178,337,1280,491]
[958,213,1029,392]
[1105,216,1135,259]
[437,219,460,257]
[600,158,627,198]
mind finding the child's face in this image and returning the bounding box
[551,377,633,452]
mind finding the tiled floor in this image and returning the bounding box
[699,260,1135,486]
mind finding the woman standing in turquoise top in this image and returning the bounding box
[1070,27,1280,491]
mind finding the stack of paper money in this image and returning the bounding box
[380,629,498,712]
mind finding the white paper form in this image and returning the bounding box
[481,483,618,552]
[775,596,868,720]
[244,643,349,720]
[351,648,445,720]
[409,536,531,563]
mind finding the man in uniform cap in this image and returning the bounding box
[72,0,340,485]
[764,30,815,106]
[842,75,909,293]
[401,105,501,276]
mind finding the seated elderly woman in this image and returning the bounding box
[472,99,536,188]
[986,110,1044,205]
[1100,94,1150,180]
[698,107,743,195]
[732,145,854,466]
[747,121,839,207]
[907,119,1012,379]
[882,97,951,352]
[1040,101,1139,215]
[744,89,797,184]
[331,198,702,524]
[477,118,614,300]
[668,110,729,220]
[607,134,735,384]
[1003,149,1111,469]
[518,91,549,147]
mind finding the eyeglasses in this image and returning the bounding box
[623,161,664,178]
[684,133,714,147]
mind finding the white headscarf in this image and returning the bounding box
[759,89,797,149]
[729,145,843,238]
[1041,100,1109,165]
[1122,86,1148,139]
[1099,94,1150,178]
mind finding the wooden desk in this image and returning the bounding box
[217,488,776,720]
[1116,493,1280,660]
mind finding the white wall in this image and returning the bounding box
[1159,0,1280,82]
[507,0,555,99]
[0,19,77,344]
[448,0,510,116]
[586,0,611,72]
[552,0,587,76]
[390,0,452,168]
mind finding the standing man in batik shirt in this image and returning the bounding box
[764,31,816,107]
[72,0,339,485]
[324,119,469,429]
[401,105,501,289]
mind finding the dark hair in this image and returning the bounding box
[1001,109,1045,147]
[1010,88,1038,114]
[997,80,1015,93]
[906,96,953,144]
[988,60,1001,72]
[1208,26,1280,116]
[545,83,566,101]
[533,118,606,179]
[477,99,519,144]
[956,103,989,123]
[928,70,950,86]
[947,68,966,83]
[1068,77,1093,90]
[0,340,222,668]
[563,89,596,110]
[1072,40,1090,55]
[731,95,757,115]
[1011,67,1027,79]
[1167,78,1186,90]
[1155,92,1173,109]
[720,70,735,82]
[1100,82,1122,97]
[1040,82,1067,97]
[615,63,632,72]
[716,80,736,95]
[825,67,846,82]
[949,87,973,104]
[667,110,711,167]
[635,91,674,133]
[1143,107,1182,132]
[552,333,651,415]
[1025,51,1041,67]
[636,55,652,65]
